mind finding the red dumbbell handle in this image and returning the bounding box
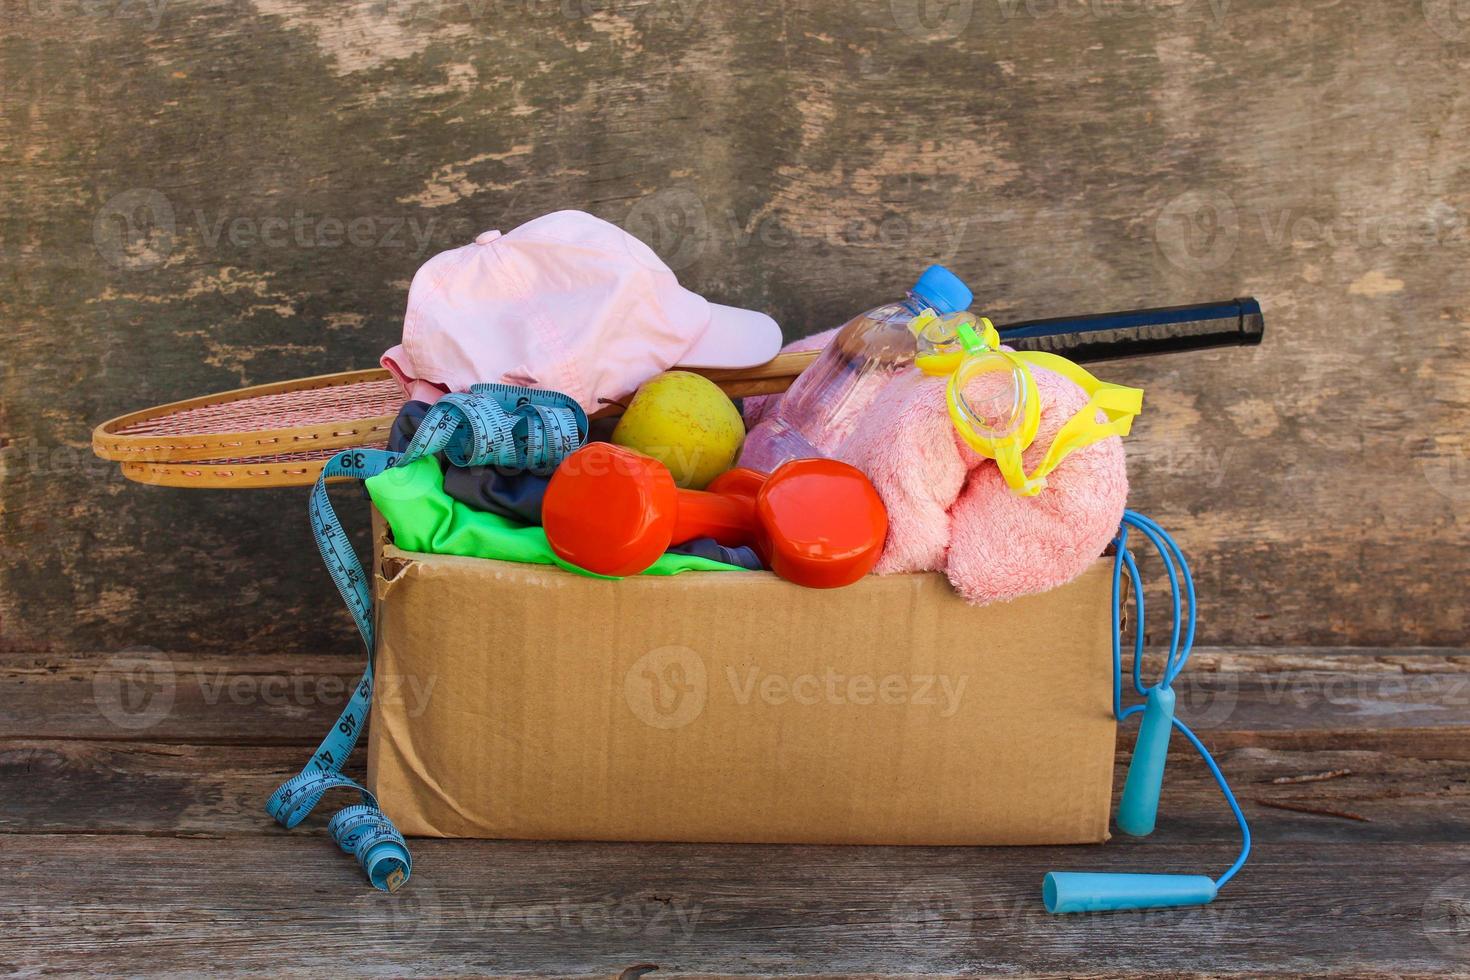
[671,489,757,549]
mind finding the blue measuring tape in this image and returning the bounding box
[266,384,588,891]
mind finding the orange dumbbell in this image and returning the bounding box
[542,443,888,588]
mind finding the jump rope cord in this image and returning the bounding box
[1113,509,1251,889]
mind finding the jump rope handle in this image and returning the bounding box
[1116,685,1175,836]
[1044,872,1217,914]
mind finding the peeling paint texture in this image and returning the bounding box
[1,0,1467,652]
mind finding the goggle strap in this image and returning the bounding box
[990,353,1143,496]
[1030,403,1136,484]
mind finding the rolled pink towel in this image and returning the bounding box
[745,335,1128,605]
[938,366,1128,605]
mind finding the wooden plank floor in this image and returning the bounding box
[4,647,1469,978]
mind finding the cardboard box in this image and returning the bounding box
[366,518,1118,845]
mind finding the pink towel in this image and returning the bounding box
[745,334,1128,605]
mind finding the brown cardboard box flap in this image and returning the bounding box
[367,531,1117,846]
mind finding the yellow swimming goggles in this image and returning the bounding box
[909,310,1144,497]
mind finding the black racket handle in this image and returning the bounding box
[996,297,1264,363]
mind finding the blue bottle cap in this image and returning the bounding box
[912,264,973,315]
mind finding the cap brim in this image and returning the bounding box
[380,344,416,397]
[677,303,783,369]
[381,343,449,404]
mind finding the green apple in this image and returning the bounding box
[611,371,745,489]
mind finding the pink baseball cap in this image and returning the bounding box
[380,209,782,411]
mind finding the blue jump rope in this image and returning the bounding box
[272,386,1249,912]
[1044,509,1251,913]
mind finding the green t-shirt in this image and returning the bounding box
[365,456,744,578]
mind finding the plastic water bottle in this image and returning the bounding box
[739,265,973,472]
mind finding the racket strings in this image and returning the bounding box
[177,447,377,465]
[113,378,404,437]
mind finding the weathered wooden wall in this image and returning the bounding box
[1,0,1466,653]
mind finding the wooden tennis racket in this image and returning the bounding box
[92,354,819,489]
